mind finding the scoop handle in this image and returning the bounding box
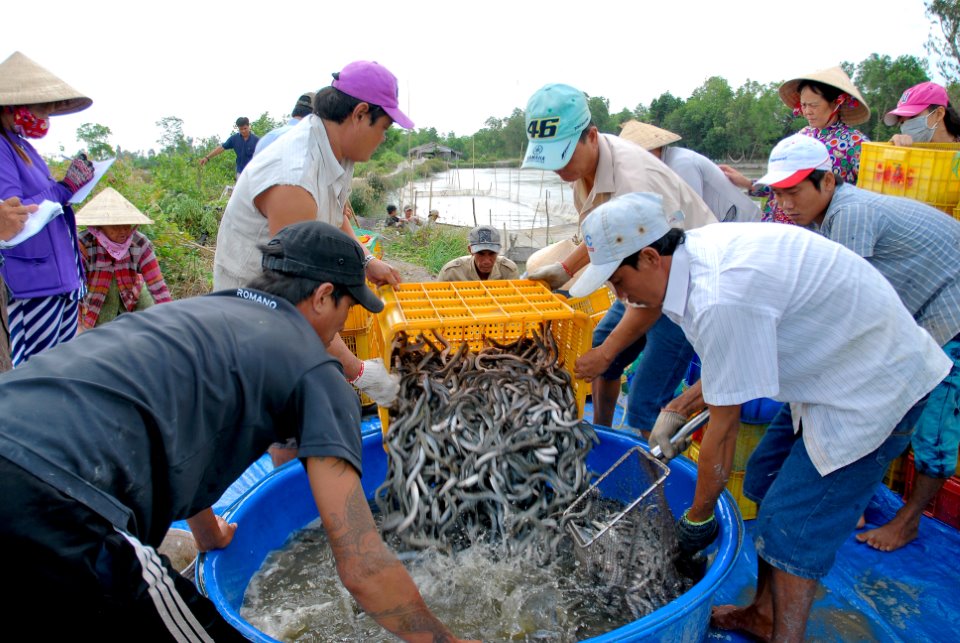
[648,409,710,460]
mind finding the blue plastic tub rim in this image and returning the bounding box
[198,429,744,642]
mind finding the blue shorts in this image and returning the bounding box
[592,300,646,379]
[743,400,924,579]
[912,339,960,478]
[592,303,694,430]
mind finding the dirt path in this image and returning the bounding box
[383,254,434,283]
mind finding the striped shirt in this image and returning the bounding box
[662,222,951,475]
[818,184,960,346]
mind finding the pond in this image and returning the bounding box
[395,167,578,230]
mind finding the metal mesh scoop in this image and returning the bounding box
[560,411,710,606]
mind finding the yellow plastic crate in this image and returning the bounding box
[341,310,377,408]
[954,201,960,222]
[686,442,757,520]
[563,286,616,329]
[857,141,960,214]
[373,280,592,434]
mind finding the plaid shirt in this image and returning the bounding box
[78,230,172,329]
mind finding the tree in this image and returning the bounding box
[854,54,929,141]
[586,95,614,133]
[925,0,960,83]
[646,92,684,127]
[76,122,115,160]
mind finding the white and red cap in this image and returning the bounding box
[756,134,832,189]
[883,82,950,126]
[331,61,414,130]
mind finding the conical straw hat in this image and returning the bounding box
[619,120,682,150]
[0,51,92,115]
[778,66,870,125]
[76,188,153,226]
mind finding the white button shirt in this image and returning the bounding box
[213,115,354,288]
[662,222,951,476]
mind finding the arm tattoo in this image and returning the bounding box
[326,477,401,581]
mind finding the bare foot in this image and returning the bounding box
[855,513,919,552]
[711,604,773,641]
[856,514,865,529]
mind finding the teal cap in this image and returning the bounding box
[522,83,592,171]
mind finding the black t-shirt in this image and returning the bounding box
[0,288,361,546]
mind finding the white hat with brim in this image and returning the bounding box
[76,188,153,226]
[568,192,672,298]
[0,51,92,116]
[778,66,870,126]
[619,120,682,150]
[755,134,832,189]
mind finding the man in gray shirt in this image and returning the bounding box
[756,133,960,553]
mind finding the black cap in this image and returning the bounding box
[262,221,383,313]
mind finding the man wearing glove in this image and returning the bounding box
[570,192,949,642]
[521,83,716,432]
[0,221,477,643]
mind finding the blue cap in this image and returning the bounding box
[522,83,592,170]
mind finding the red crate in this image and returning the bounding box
[903,454,960,530]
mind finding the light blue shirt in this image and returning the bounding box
[254,118,301,156]
[819,183,960,346]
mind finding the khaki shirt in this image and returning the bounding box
[574,134,717,231]
[213,116,354,289]
[437,255,519,282]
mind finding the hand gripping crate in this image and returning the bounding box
[372,279,593,434]
[857,141,960,215]
[341,303,377,408]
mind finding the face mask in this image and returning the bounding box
[900,112,937,143]
[11,107,49,139]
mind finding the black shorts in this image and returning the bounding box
[0,456,247,642]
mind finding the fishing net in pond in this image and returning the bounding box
[376,323,598,559]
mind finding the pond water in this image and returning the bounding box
[395,167,578,230]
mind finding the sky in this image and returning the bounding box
[6,0,943,158]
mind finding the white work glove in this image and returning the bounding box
[650,410,689,460]
[527,261,572,290]
[353,358,400,406]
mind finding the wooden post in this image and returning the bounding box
[489,209,492,226]
[546,190,551,245]
[472,198,477,227]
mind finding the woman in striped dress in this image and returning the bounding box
[0,52,95,365]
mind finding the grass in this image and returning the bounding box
[382,224,468,275]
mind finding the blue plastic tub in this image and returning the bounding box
[198,428,743,642]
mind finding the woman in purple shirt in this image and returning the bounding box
[0,51,95,365]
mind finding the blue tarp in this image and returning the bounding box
[180,404,960,641]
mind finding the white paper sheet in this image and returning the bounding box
[0,200,64,248]
[68,157,117,204]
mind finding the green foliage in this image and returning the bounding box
[385,225,468,274]
[76,122,115,160]
[926,0,960,83]
[251,112,282,137]
[854,54,930,141]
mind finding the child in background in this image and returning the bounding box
[76,187,171,329]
